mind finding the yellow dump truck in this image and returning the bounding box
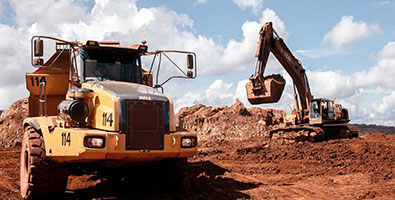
[20,36,198,199]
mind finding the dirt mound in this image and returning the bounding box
[176,99,285,139]
[351,123,395,134]
[0,98,28,147]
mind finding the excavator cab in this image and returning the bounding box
[309,98,337,124]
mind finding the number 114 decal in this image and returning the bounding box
[102,112,113,127]
[61,132,71,146]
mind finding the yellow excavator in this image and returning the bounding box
[20,36,198,199]
[246,22,358,142]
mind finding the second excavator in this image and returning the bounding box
[246,22,358,142]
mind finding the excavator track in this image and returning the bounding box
[269,125,325,142]
[322,125,359,140]
[269,124,358,142]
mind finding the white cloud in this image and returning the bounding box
[0,84,28,109]
[195,0,208,4]
[221,8,288,73]
[295,48,337,59]
[307,70,356,99]
[205,80,234,105]
[374,91,395,114]
[9,0,88,31]
[232,0,263,14]
[174,79,236,112]
[234,79,250,105]
[0,24,31,87]
[298,15,382,59]
[323,15,382,51]
[174,91,203,112]
[370,91,395,125]
[353,42,395,89]
[377,41,395,61]
[377,1,391,6]
[375,1,395,7]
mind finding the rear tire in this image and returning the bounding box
[20,126,68,199]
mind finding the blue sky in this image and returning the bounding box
[0,0,394,125]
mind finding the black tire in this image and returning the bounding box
[20,126,68,199]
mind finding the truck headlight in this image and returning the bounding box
[84,137,105,148]
[181,137,197,148]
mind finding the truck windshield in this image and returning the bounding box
[81,49,143,84]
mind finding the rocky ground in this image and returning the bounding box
[0,99,394,199]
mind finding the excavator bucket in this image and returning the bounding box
[246,74,285,104]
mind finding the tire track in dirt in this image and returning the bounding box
[0,171,19,193]
[0,148,20,198]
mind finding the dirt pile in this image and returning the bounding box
[0,98,28,147]
[351,123,395,134]
[176,99,285,138]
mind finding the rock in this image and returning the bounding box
[13,139,22,147]
[230,99,251,116]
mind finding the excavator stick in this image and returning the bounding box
[246,74,286,104]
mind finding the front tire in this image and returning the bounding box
[20,126,68,199]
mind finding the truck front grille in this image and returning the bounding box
[126,101,164,150]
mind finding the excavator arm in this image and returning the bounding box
[246,22,313,122]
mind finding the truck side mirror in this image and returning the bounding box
[187,54,194,69]
[34,39,44,57]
